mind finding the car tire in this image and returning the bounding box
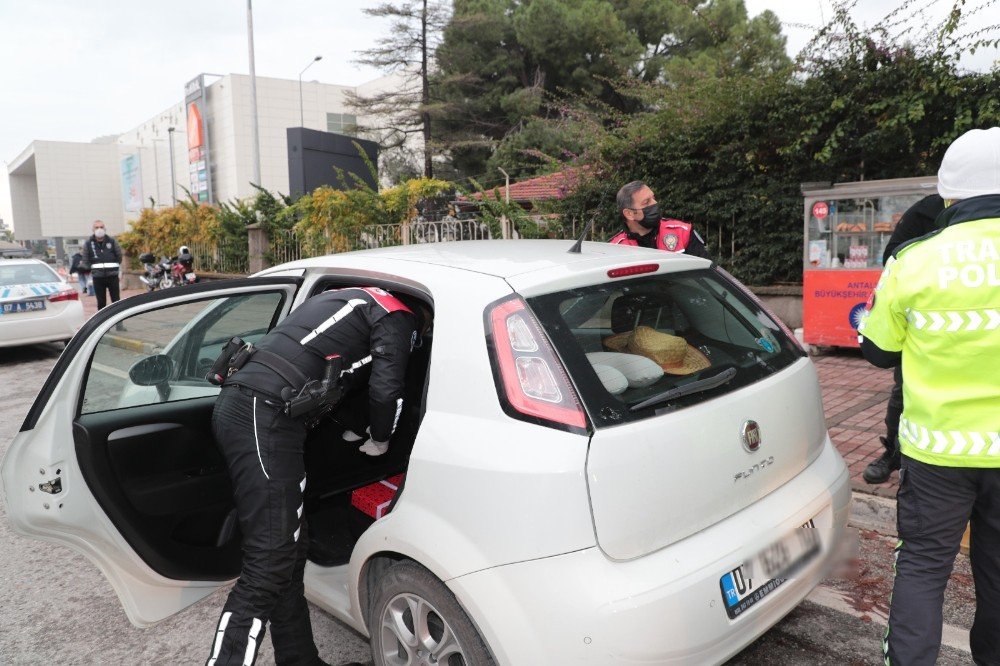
[368,560,495,666]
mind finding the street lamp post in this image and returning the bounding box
[299,55,322,128]
[167,127,177,205]
[246,0,261,187]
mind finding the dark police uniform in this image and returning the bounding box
[205,287,417,666]
[86,233,123,309]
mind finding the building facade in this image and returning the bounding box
[7,71,414,246]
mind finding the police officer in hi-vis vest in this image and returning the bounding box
[858,127,1000,665]
[608,181,710,258]
[85,219,123,310]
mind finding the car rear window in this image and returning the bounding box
[0,263,59,286]
[526,268,805,427]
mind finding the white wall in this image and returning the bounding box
[9,169,42,239]
[223,74,354,201]
[44,141,123,237]
[117,102,187,214]
[7,71,406,240]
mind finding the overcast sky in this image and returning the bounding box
[1,0,997,230]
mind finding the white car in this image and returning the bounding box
[2,240,850,665]
[0,258,84,348]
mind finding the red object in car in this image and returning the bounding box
[351,474,405,519]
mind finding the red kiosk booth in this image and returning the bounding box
[802,176,937,348]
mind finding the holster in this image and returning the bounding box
[281,355,344,428]
[206,337,247,386]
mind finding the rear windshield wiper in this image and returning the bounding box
[629,367,738,411]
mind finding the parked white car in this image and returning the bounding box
[2,240,849,665]
[0,258,84,348]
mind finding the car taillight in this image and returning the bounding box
[48,289,79,302]
[486,296,588,432]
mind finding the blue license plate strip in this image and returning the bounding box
[0,300,46,315]
[719,519,820,620]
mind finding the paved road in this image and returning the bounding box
[0,341,976,665]
[0,343,370,665]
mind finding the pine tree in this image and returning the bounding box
[347,0,450,179]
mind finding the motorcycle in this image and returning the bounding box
[138,252,188,290]
[138,252,172,291]
[171,247,197,286]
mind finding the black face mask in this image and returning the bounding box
[637,203,661,230]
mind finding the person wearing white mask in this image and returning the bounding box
[86,219,123,310]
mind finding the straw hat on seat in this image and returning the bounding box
[603,326,710,375]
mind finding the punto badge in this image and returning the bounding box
[741,420,761,452]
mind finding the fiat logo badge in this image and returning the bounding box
[741,420,762,452]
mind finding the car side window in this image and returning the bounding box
[81,292,285,414]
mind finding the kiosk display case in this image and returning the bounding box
[802,176,938,347]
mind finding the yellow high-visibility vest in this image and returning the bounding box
[859,213,1000,467]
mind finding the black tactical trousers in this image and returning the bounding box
[206,386,321,666]
[91,274,120,310]
[885,455,1000,665]
[883,366,904,452]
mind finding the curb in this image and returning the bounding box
[848,491,897,537]
[103,334,160,356]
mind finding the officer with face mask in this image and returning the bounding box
[86,219,123,310]
[608,181,710,258]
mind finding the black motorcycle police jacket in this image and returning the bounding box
[227,287,417,442]
[86,234,123,278]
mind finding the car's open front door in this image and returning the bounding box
[1,277,302,627]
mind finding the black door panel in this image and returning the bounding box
[75,397,240,581]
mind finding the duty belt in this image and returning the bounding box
[207,337,343,426]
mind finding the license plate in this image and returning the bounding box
[719,519,820,619]
[1,300,46,315]
[184,272,197,283]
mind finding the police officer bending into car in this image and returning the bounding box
[858,127,1000,665]
[205,286,425,666]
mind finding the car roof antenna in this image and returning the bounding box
[568,213,597,254]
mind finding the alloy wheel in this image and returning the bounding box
[378,592,467,666]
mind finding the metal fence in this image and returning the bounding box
[190,215,548,275]
[269,217,497,260]
[190,239,248,275]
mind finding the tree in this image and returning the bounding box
[433,0,791,181]
[347,0,450,179]
[434,0,641,178]
[554,0,1000,286]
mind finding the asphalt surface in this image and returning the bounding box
[0,343,370,665]
[0,337,978,665]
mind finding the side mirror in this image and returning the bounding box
[128,354,174,386]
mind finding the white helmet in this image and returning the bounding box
[937,127,1000,200]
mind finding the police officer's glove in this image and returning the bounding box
[342,427,368,443]
[358,439,389,457]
